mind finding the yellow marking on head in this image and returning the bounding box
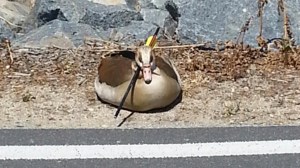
[145,35,157,48]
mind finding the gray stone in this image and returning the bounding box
[0,20,15,40]
[79,4,143,30]
[151,0,170,9]
[89,0,126,6]
[107,21,157,44]
[163,0,180,37]
[140,9,169,27]
[13,19,102,48]
[23,0,144,31]
[0,0,30,26]
[164,0,180,22]
[8,0,35,8]
[23,0,90,30]
[20,0,179,45]
[139,1,179,38]
[125,0,157,9]
[17,0,300,47]
[174,0,300,46]
[129,0,174,10]
[163,16,178,38]
[125,0,180,14]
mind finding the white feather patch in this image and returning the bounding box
[94,77,117,103]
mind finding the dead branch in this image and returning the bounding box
[257,0,268,37]
[278,0,294,44]
[1,38,14,65]
[236,16,253,47]
[256,0,269,51]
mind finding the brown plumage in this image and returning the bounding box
[95,46,182,112]
[98,52,134,87]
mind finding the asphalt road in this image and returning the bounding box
[0,126,300,168]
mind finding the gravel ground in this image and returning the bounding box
[1,42,300,128]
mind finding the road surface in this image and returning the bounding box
[0,126,300,167]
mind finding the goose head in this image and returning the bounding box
[135,46,156,84]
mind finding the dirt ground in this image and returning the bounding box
[1,42,300,129]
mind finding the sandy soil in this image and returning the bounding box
[1,42,300,129]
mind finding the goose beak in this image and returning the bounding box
[142,64,152,84]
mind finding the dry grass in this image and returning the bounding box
[1,40,300,94]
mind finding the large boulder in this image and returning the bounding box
[89,0,126,5]
[13,19,102,48]
[23,0,143,30]
[22,0,92,31]
[107,21,157,44]
[174,0,300,45]
[8,0,36,8]
[79,4,143,30]
[140,9,170,27]
[22,0,179,45]
[0,20,15,40]
[127,0,174,10]
[0,0,30,27]
[0,0,31,40]
[20,0,167,44]
[126,0,179,37]
[18,0,300,47]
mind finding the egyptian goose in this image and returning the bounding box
[94,45,182,112]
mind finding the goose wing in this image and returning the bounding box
[98,51,135,87]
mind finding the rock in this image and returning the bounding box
[151,0,170,9]
[139,1,179,38]
[0,20,15,40]
[163,16,177,38]
[125,0,179,37]
[223,100,240,116]
[90,0,126,5]
[23,0,91,30]
[140,9,169,28]
[174,0,300,46]
[164,0,180,21]
[22,92,36,102]
[25,0,143,30]
[107,21,157,44]
[24,0,146,43]
[0,0,30,26]
[128,0,174,10]
[18,0,300,47]
[79,4,143,30]
[287,113,300,120]
[20,0,181,45]
[140,8,178,38]
[13,19,102,48]
[246,64,257,75]
[126,0,159,10]
[8,0,35,8]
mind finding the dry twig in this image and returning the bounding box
[236,16,253,47]
[278,0,294,43]
[82,40,207,53]
[257,0,268,37]
[1,38,14,65]
[256,0,268,51]
[277,0,296,66]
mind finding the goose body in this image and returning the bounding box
[94,46,182,112]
